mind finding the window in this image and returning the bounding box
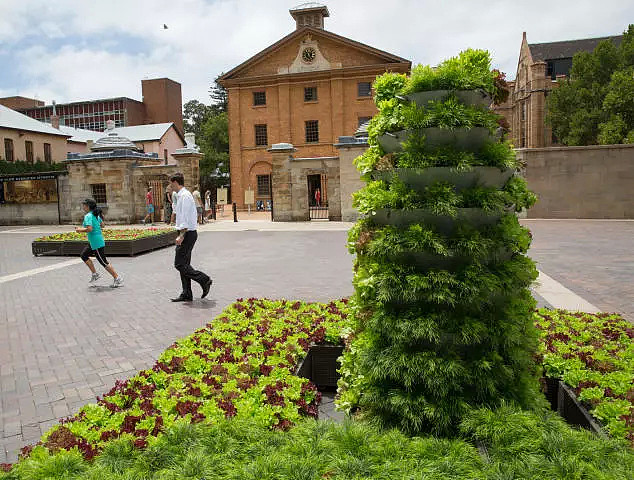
[358,116,372,127]
[4,139,14,162]
[253,91,266,106]
[91,183,107,204]
[304,87,318,102]
[44,143,52,163]
[357,82,372,97]
[257,174,271,197]
[25,141,33,163]
[254,124,268,146]
[164,149,168,163]
[305,120,319,143]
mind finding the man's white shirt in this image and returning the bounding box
[174,187,198,231]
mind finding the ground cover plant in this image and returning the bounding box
[3,405,634,479]
[338,50,540,436]
[535,309,634,445]
[1,299,349,471]
[35,228,174,242]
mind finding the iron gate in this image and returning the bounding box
[309,202,328,220]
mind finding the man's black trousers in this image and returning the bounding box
[174,231,209,298]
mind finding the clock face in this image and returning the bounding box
[302,47,316,63]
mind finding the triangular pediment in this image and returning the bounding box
[219,27,409,82]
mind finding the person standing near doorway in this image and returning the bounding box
[169,173,212,302]
[143,186,154,224]
[314,187,321,207]
[77,198,123,287]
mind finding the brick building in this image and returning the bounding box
[0,78,184,135]
[495,32,622,148]
[218,3,410,215]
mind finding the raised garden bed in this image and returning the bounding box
[295,344,344,391]
[32,229,178,257]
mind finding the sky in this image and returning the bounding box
[0,0,631,106]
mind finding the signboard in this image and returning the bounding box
[216,187,228,205]
[244,188,254,206]
[0,173,61,182]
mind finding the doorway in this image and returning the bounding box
[307,174,328,220]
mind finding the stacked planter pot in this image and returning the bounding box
[340,71,540,435]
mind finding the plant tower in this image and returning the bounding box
[338,50,540,435]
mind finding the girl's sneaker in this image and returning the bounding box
[89,272,101,284]
[112,275,124,288]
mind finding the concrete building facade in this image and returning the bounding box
[218,4,410,218]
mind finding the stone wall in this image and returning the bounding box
[336,141,367,222]
[519,144,634,218]
[0,203,60,225]
[270,145,341,221]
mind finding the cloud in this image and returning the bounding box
[1,0,632,104]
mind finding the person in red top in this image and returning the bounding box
[314,187,321,207]
[143,187,154,224]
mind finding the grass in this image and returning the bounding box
[3,405,633,479]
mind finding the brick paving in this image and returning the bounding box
[0,220,632,462]
[521,220,634,322]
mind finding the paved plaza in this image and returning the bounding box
[0,219,632,462]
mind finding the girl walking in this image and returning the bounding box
[76,198,124,287]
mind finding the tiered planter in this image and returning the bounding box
[542,379,605,436]
[342,59,539,435]
[32,231,178,257]
[296,344,344,391]
[378,127,495,153]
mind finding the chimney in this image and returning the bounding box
[289,3,330,30]
[51,100,60,129]
[185,132,196,147]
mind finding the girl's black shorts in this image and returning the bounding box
[80,246,109,267]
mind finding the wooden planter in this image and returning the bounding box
[557,381,605,436]
[371,167,515,192]
[295,344,344,391]
[32,231,178,257]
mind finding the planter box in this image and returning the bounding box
[388,247,513,271]
[542,376,560,412]
[378,127,495,154]
[32,231,178,257]
[295,344,344,391]
[398,89,492,107]
[370,208,503,232]
[371,167,515,192]
[557,381,605,436]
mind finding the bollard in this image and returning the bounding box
[211,202,216,220]
[232,202,238,222]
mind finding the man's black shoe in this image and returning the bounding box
[171,295,193,302]
[201,279,213,299]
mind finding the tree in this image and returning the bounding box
[547,25,634,145]
[209,75,228,114]
[183,100,213,139]
[182,75,230,199]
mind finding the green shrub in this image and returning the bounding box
[339,52,540,435]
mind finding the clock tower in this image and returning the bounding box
[289,3,329,30]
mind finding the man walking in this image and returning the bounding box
[169,173,213,302]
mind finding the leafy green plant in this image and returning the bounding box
[340,51,540,436]
[535,309,634,445]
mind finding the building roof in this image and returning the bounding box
[529,35,623,61]
[58,125,103,143]
[219,26,410,82]
[0,104,69,137]
[58,122,177,144]
[108,123,175,142]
